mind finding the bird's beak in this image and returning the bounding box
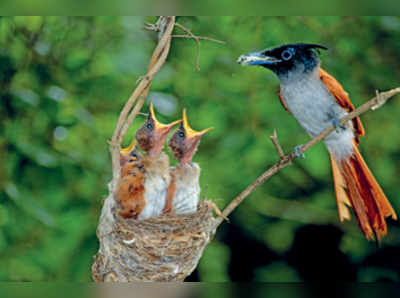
[149,102,182,156]
[120,138,136,154]
[181,109,214,159]
[237,51,281,66]
[120,138,136,166]
[149,102,182,137]
[182,109,213,141]
[177,109,213,165]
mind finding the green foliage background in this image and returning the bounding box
[1,16,400,281]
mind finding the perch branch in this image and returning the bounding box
[214,87,400,228]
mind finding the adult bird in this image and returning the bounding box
[134,102,182,219]
[164,109,213,214]
[238,43,397,241]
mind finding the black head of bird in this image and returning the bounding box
[136,102,182,158]
[169,109,213,166]
[238,43,328,77]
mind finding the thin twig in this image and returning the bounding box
[172,34,225,44]
[372,89,384,110]
[144,23,159,32]
[175,23,201,71]
[269,129,285,159]
[205,201,229,223]
[148,21,225,70]
[214,87,400,228]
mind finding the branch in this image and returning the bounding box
[173,23,225,71]
[214,87,400,228]
[108,16,175,192]
[172,34,225,44]
[269,129,285,159]
[175,23,201,71]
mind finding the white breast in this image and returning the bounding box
[279,68,354,161]
[138,174,169,220]
[172,163,201,215]
[138,153,171,220]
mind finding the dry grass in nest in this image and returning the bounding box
[92,199,217,282]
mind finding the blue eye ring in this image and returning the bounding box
[281,49,293,61]
[178,131,185,138]
[146,122,153,130]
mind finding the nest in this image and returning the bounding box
[92,195,217,282]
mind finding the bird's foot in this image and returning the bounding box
[294,145,305,159]
[332,119,346,133]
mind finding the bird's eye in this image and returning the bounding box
[146,123,153,130]
[281,49,293,61]
[178,131,185,138]
[130,152,137,158]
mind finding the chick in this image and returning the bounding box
[134,102,182,219]
[165,109,212,214]
[120,137,141,168]
[115,139,146,219]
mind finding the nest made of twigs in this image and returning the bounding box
[92,198,216,282]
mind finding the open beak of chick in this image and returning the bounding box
[169,109,213,165]
[136,102,182,157]
[120,139,142,167]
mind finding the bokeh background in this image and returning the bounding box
[1,16,400,282]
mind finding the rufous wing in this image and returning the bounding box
[279,87,290,112]
[319,68,365,144]
[116,160,147,219]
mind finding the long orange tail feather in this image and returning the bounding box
[330,154,352,222]
[330,145,397,241]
